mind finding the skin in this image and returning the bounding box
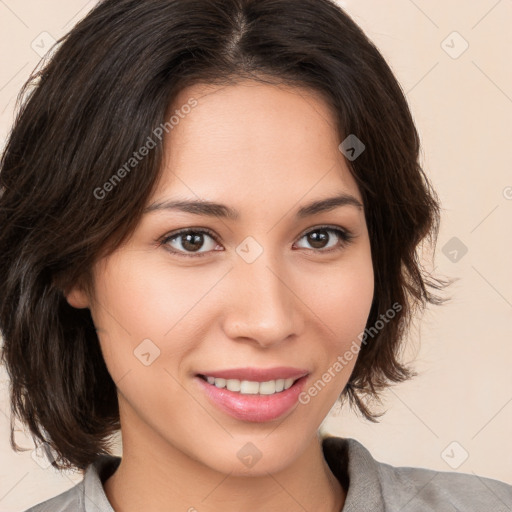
[66,79,374,512]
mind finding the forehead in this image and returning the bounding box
[153,80,362,207]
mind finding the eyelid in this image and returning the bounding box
[297,223,347,240]
[164,226,220,242]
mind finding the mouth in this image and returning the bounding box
[194,371,310,423]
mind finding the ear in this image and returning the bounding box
[64,283,91,309]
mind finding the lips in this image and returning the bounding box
[195,373,309,422]
[195,366,309,382]
[193,366,311,422]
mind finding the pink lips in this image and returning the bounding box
[194,366,310,423]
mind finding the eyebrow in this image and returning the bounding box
[143,193,363,220]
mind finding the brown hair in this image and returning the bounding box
[0,0,453,471]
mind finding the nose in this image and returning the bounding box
[221,249,304,348]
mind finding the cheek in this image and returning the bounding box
[296,262,374,411]
[90,252,237,398]
[297,249,374,348]
[92,251,214,342]
[294,250,374,404]
[89,254,198,383]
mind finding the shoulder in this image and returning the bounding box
[22,483,82,512]
[322,435,512,511]
[377,458,512,511]
[22,454,120,512]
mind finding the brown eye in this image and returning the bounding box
[178,232,207,252]
[294,226,355,253]
[306,229,330,249]
[161,229,220,257]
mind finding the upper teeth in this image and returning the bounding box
[205,376,296,395]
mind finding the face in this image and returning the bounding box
[67,80,374,476]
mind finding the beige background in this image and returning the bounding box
[0,0,511,510]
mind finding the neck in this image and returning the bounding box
[104,419,345,512]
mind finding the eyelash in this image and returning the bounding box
[159,225,355,259]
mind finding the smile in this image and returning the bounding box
[195,373,310,422]
[198,375,297,395]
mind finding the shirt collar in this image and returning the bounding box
[322,435,385,512]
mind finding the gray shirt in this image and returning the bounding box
[23,436,512,511]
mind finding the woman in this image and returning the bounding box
[0,0,510,511]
